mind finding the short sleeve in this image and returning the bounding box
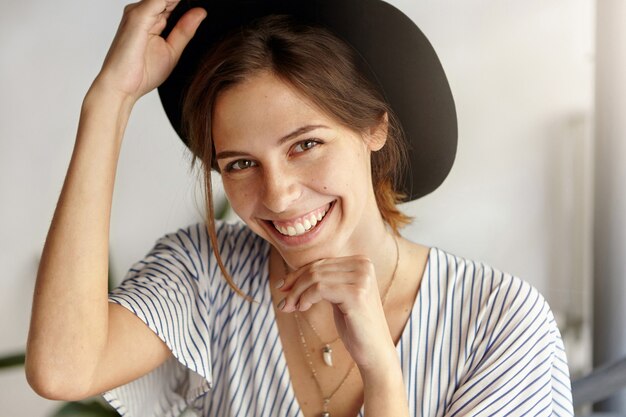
[444,281,574,416]
[103,223,216,417]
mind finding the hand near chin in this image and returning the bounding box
[92,0,206,102]
[278,256,398,374]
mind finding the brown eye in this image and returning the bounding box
[293,139,320,153]
[226,159,257,171]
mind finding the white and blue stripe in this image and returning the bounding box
[104,221,573,416]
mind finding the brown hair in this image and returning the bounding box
[183,15,411,298]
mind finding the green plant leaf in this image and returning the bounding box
[215,199,231,220]
[51,399,119,417]
[0,352,25,369]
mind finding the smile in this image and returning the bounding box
[271,202,333,237]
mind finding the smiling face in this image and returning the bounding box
[212,71,388,267]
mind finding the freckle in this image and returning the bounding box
[323,186,327,190]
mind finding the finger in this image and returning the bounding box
[162,0,180,14]
[291,282,325,312]
[280,255,369,292]
[165,7,207,60]
[134,0,177,18]
[159,0,180,20]
[280,270,359,313]
[148,13,167,35]
[292,281,362,313]
[146,0,180,36]
[295,281,347,312]
[119,0,182,41]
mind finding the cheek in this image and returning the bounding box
[305,164,338,192]
[222,181,254,217]
[319,154,366,190]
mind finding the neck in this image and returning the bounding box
[342,211,400,294]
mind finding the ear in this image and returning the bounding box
[365,112,389,152]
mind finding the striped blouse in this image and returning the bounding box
[103,221,574,417]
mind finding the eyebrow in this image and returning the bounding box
[215,124,328,160]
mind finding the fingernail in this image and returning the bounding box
[277,298,285,310]
[275,279,285,289]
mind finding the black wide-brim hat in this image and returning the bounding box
[158,0,457,201]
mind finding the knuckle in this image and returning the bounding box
[123,2,139,15]
[124,1,152,20]
[312,281,323,292]
[359,267,370,277]
[354,260,373,278]
[309,269,322,284]
[354,254,371,263]
[310,259,325,270]
[299,290,312,303]
[354,256,373,271]
[354,270,374,292]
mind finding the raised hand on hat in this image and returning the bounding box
[93,0,206,102]
[25,0,207,400]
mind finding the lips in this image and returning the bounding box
[270,202,332,237]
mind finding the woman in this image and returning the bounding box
[25,0,574,416]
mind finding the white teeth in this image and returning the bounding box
[272,204,331,237]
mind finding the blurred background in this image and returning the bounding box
[1,0,624,415]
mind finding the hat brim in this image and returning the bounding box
[158,0,457,201]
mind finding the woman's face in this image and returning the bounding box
[212,71,386,267]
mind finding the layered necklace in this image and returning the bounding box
[288,236,400,417]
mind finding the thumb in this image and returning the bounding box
[166,8,207,62]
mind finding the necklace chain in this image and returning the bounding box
[288,236,400,417]
[296,313,340,357]
[294,312,355,415]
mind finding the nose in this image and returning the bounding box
[262,166,301,213]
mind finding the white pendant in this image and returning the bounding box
[322,345,333,367]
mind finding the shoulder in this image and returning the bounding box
[213,220,270,262]
[424,247,564,374]
[118,220,268,291]
[154,220,258,247]
[426,247,550,323]
[428,249,573,415]
[152,220,267,262]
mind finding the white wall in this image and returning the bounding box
[0,1,593,416]
[397,0,595,375]
[593,0,626,410]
